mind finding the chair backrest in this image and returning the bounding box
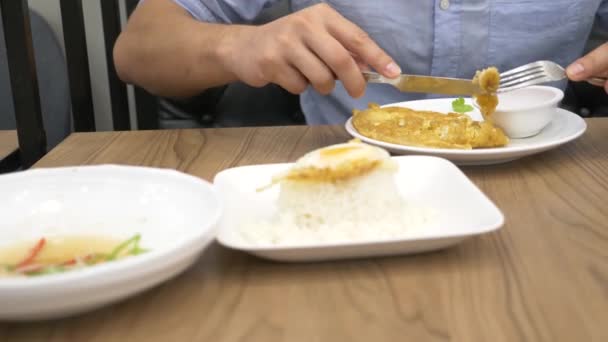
[63,0,159,131]
[1,0,159,168]
[0,0,46,168]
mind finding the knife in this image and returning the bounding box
[363,71,482,96]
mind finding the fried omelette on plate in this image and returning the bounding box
[352,67,508,150]
[352,104,508,149]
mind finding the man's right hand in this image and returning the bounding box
[220,3,401,98]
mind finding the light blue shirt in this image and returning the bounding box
[173,0,608,124]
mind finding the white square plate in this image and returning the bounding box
[214,156,504,262]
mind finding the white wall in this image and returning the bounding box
[28,0,131,131]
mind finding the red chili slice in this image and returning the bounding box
[15,238,46,269]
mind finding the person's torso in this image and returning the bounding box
[293,0,602,124]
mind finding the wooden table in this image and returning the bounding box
[0,130,18,160]
[0,130,18,172]
[1,120,607,341]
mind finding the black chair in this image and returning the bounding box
[0,0,158,169]
[1,7,69,172]
[1,0,46,168]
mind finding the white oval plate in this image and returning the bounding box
[345,98,587,165]
[0,165,221,321]
[214,156,504,262]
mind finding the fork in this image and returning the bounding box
[498,60,607,93]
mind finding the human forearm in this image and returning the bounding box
[114,0,239,98]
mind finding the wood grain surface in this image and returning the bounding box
[1,120,607,341]
[0,130,17,161]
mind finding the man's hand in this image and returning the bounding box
[219,3,400,98]
[566,42,608,93]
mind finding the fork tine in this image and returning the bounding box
[498,76,554,93]
[500,71,547,88]
[500,74,551,89]
[500,67,544,83]
[499,61,544,78]
[497,60,566,93]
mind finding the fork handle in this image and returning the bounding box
[587,77,607,87]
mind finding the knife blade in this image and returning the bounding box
[363,71,482,96]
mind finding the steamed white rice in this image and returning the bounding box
[237,168,435,246]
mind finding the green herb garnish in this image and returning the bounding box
[106,234,142,261]
[28,265,65,276]
[451,97,474,113]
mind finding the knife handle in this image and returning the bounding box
[362,71,399,85]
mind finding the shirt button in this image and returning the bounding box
[440,0,450,10]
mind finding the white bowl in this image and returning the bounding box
[481,85,564,138]
[0,165,221,321]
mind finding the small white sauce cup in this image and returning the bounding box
[476,86,564,138]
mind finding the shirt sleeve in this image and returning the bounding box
[172,0,280,23]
